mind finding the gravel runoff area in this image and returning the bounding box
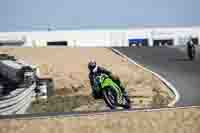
[0,48,175,113]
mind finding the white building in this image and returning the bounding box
[0,26,199,47]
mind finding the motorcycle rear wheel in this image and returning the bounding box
[121,96,131,109]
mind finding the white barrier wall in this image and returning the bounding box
[0,27,200,47]
[72,30,111,47]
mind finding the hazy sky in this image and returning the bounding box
[0,0,199,31]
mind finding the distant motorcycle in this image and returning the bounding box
[94,73,131,109]
[187,44,196,60]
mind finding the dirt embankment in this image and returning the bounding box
[0,107,200,133]
[0,48,175,112]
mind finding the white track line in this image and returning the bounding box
[111,48,180,107]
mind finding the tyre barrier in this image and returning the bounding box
[1,93,33,115]
[0,54,38,115]
[0,83,36,115]
[0,54,54,115]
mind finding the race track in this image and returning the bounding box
[115,46,200,106]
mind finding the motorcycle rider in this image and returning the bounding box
[88,60,128,99]
[187,37,196,59]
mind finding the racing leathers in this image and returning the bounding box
[88,66,127,99]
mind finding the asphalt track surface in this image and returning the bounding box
[115,46,200,107]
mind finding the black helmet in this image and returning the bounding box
[88,60,96,71]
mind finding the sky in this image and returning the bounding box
[0,0,200,32]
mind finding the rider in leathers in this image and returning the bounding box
[187,37,196,59]
[88,60,128,99]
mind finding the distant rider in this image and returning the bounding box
[187,38,194,49]
[187,37,196,59]
[88,60,128,99]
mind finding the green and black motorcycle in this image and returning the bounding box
[94,73,131,109]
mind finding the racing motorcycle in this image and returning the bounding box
[94,73,131,109]
[187,44,196,60]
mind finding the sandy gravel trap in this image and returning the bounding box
[0,48,175,112]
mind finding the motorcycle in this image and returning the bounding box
[94,73,131,109]
[187,44,196,60]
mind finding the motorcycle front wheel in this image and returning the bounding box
[102,87,117,109]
